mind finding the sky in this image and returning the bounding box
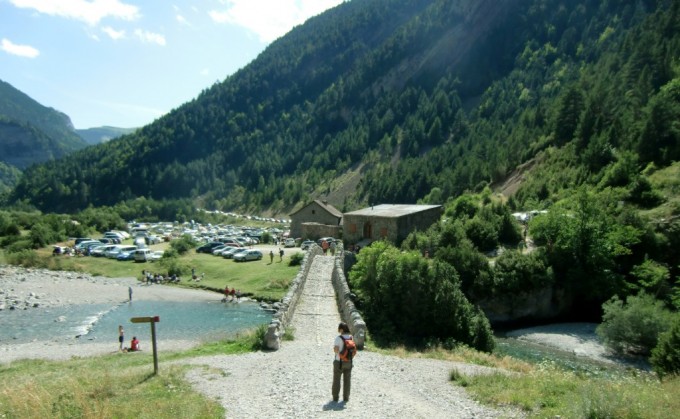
[0,0,345,129]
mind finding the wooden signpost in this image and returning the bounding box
[130,316,160,374]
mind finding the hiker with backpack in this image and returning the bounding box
[332,322,356,403]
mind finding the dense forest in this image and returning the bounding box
[7,0,677,217]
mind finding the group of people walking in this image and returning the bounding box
[223,286,242,302]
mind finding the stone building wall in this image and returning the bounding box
[300,222,342,241]
[289,201,341,238]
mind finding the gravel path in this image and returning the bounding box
[181,256,523,418]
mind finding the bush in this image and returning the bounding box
[169,234,197,255]
[158,254,191,277]
[596,293,674,355]
[288,252,304,266]
[650,315,680,379]
[5,249,44,268]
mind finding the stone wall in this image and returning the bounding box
[331,244,367,349]
[300,222,342,241]
[264,246,321,350]
[264,243,367,350]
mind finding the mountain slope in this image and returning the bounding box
[9,0,680,215]
[76,126,137,145]
[0,79,88,170]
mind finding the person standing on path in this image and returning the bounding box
[128,285,133,301]
[332,322,353,403]
[118,325,124,351]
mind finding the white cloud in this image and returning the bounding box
[176,14,188,25]
[1,38,40,58]
[200,68,210,76]
[102,26,126,40]
[134,29,166,46]
[209,0,344,43]
[10,0,140,26]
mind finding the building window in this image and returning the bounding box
[349,223,357,233]
[312,210,315,214]
[380,227,388,238]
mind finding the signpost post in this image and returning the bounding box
[130,316,160,374]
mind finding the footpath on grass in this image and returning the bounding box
[181,255,524,418]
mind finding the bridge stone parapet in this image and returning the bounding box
[330,244,366,349]
[264,243,367,350]
[264,245,321,350]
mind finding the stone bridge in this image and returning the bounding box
[264,244,366,350]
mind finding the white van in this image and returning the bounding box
[134,248,152,262]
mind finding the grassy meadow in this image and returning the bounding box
[0,329,267,419]
[27,241,302,301]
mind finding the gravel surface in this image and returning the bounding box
[180,256,525,418]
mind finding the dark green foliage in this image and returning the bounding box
[169,235,198,255]
[651,315,680,379]
[596,293,673,356]
[288,252,304,266]
[349,241,495,351]
[7,0,678,217]
[492,250,553,296]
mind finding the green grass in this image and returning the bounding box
[370,341,680,418]
[455,361,680,418]
[0,330,268,419]
[28,242,301,301]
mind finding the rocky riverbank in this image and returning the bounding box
[0,265,223,363]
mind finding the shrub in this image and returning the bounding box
[288,252,304,266]
[596,293,673,355]
[158,254,191,277]
[5,249,45,268]
[650,315,680,379]
[169,234,197,255]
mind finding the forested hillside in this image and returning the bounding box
[0,79,87,165]
[8,0,679,219]
[0,79,88,192]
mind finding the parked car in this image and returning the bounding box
[116,250,136,261]
[74,238,94,245]
[107,245,136,259]
[301,240,315,250]
[211,245,230,255]
[148,250,164,261]
[91,244,118,257]
[222,247,245,259]
[215,246,238,256]
[134,248,153,262]
[284,238,296,248]
[196,242,224,253]
[233,249,263,262]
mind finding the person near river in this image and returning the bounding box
[118,325,124,351]
[130,336,140,351]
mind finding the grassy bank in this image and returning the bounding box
[19,243,302,301]
[374,342,680,418]
[0,328,266,419]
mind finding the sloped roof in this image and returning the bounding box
[290,199,343,218]
[344,204,441,217]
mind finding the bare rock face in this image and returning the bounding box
[476,286,573,325]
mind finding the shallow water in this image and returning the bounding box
[495,335,650,376]
[0,300,272,346]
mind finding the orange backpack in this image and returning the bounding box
[339,335,357,362]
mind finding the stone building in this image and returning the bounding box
[343,204,443,246]
[289,200,343,239]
